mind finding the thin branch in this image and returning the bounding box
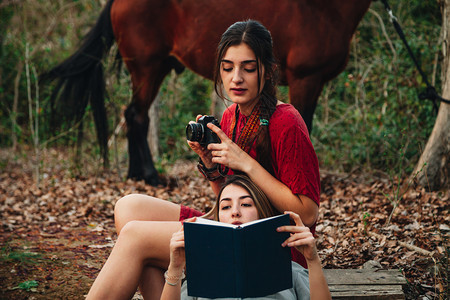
[12,61,24,151]
[26,43,35,140]
[369,231,434,257]
[369,8,397,62]
[40,119,84,148]
[32,65,40,187]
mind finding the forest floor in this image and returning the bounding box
[0,147,448,299]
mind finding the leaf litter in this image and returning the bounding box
[0,148,448,299]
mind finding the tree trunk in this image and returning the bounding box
[412,0,450,190]
[148,94,160,160]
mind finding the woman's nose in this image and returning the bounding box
[231,205,241,218]
[232,69,243,83]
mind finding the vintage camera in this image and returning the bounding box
[186,115,220,146]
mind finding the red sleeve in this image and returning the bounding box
[269,104,320,206]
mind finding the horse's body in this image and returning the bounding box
[43,0,372,185]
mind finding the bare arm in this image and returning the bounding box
[160,229,186,300]
[278,212,331,300]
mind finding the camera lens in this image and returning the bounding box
[186,123,204,142]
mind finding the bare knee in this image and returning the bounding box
[114,220,150,260]
[114,194,181,234]
[115,194,151,234]
[116,220,180,268]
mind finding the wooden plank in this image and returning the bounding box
[328,284,405,300]
[323,269,406,285]
[322,269,406,299]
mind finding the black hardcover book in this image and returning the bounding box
[184,214,292,298]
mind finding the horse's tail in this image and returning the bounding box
[40,0,117,165]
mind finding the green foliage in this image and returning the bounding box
[12,280,38,292]
[311,0,441,175]
[1,246,41,264]
[157,70,212,161]
[0,0,103,148]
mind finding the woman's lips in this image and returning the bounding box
[232,221,242,225]
[231,88,246,96]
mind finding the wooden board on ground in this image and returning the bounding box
[323,269,406,299]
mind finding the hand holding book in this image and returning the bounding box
[166,217,197,286]
[278,211,319,262]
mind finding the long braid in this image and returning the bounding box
[254,80,277,175]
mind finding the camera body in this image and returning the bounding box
[186,115,220,146]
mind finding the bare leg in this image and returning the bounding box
[139,267,165,300]
[111,195,184,300]
[86,220,181,300]
[114,194,182,233]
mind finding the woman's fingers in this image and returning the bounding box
[171,240,185,249]
[284,211,305,227]
[171,230,185,241]
[284,236,315,248]
[281,231,313,246]
[277,225,310,234]
[184,217,197,223]
[207,123,231,143]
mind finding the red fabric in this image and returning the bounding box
[179,205,204,222]
[221,103,320,205]
[221,103,321,268]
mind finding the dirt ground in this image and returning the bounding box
[0,148,448,299]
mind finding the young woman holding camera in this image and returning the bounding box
[87,20,321,300]
[187,19,320,268]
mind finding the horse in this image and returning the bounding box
[41,0,372,185]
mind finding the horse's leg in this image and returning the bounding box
[286,72,325,134]
[125,59,174,185]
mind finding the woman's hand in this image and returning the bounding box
[206,122,254,173]
[187,115,215,168]
[167,217,197,272]
[168,228,186,272]
[277,211,318,262]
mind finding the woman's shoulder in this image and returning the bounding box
[270,103,309,135]
[273,103,304,123]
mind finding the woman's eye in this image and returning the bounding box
[220,205,231,210]
[245,68,256,73]
[241,203,252,207]
[222,67,232,72]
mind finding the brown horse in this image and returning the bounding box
[42,0,372,185]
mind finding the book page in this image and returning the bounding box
[240,214,285,228]
[195,217,237,228]
[194,214,286,228]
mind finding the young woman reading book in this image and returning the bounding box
[89,20,321,299]
[161,175,331,300]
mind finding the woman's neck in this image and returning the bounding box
[238,100,259,116]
